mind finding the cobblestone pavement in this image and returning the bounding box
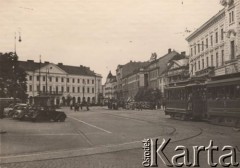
[1,107,239,168]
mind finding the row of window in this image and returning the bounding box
[29,76,95,84]
[191,39,236,73]
[190,28,224,56]
[192,50,225,72]
[28,85,95,93]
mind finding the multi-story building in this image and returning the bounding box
[116,61,149,99]
[163,57,189,86]
[119,49,186,99]
[186,0,240,78]
[157,50,186,94]
[121,68,148,100]
[19,60,102,105]
[103,71,117,99]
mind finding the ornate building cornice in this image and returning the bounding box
[186,9,225,42]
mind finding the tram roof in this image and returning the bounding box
[165,82,205,90]
[207,76,240,87]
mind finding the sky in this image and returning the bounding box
[0,0,223,81]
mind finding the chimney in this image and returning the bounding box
[58,63,63,66]
[181,51,186,56]
[44,61,49,64]
[27,60,34,63]
[168,48,172,53]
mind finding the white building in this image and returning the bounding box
[186,0,240,77]
[19,60,102,105]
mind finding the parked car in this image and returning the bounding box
[3,104,15,117]
[12,104,28,120]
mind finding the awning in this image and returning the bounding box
[207,77,240,87]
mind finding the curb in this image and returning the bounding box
[0,139,143,164]
[0,130,7,134]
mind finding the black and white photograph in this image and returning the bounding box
[0,0,240,167]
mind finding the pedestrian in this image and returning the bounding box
[80,102,83,110]
[187,93,192,111]
[86,102,89,111]
[74,103,77,112]
[139,102,143,111]
[162,97,166,110]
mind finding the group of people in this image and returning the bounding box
[70,102,89,111]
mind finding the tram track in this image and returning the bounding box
[100,112,203,144]
[0,111,204,164]
[67,117,94,147]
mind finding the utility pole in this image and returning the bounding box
[46,68,48,93]
[39,55,41,94]
[13,31,21,103]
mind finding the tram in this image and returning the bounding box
[206,73,240,127]
[165,82,206,120]
[164,73,240,127]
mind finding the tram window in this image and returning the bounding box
[236,85,240,98]
[223,85,237,99]
[229,86,235,99]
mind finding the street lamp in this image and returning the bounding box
[45,67,52,94]
[14,30,22,55]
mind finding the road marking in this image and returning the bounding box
[68,116,112,134]
[76,129,93,146]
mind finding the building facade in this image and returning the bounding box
[163,57,189,86]
[103,71,117,99]
[157,50,186,94]
[19,60,102,105]
[186,0,240,78]
[116,61,149,100]
[121,68,148,100]
[118,49,186,100]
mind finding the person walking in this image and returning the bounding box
[86,102,89,111]
[162,97,166,110]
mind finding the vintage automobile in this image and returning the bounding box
[3,104,15,117]
[0,98,20,118]
[30,94,67,122]
[8,104,27,118]
[12,104,28,120]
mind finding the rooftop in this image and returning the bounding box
[186,8,225,42]
[19,60,99,77]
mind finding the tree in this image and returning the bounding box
[135,87,162,102]
[0,52,27,101]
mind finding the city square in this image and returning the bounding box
[0,107,239,168]
[1,0,240,167]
